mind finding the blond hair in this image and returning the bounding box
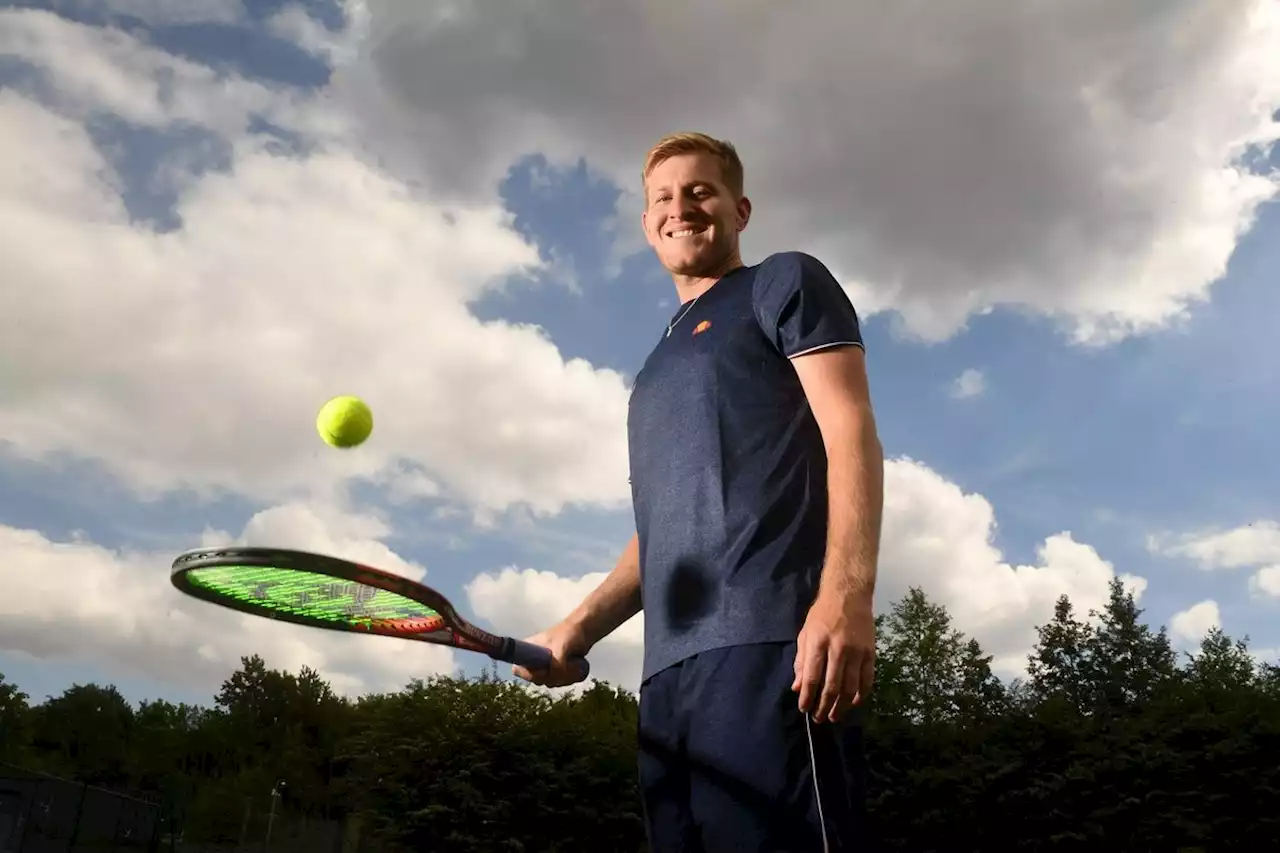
[642,132,744,199]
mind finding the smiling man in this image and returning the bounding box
[515,132,884,851]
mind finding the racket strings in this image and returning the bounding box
[184,565,445,632]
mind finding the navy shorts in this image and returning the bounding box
[637,641,868,852]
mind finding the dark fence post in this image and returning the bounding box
[65,782,88,852]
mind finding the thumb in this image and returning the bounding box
[791,630,806,692]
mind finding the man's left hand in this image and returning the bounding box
[792,589,876,723]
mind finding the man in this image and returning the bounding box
[514,132,883,851]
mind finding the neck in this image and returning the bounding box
[672,251,745,304]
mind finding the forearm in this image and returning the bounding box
[818,415,884,603]
[564,533,643,649]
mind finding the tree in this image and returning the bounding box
[30,683,135,786]
[1085,577,1178,710]
[874,587,1006,726]
[1182,627,1256,698]
[0,672,31,763]
[1026,595,1093,712]
[1027,579,1178,715]
[7,583,1280,851]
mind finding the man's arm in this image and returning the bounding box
[564,532,643,649]
[791,345,883,602]
[513,533,643,687]
[789,344,884,721]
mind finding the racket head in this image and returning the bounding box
[170,546,475,646]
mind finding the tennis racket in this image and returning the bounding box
[170,546,589,679]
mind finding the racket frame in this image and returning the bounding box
[170,546,588,676]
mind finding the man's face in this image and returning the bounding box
[642,152,750,277]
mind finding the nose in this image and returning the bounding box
[673,193,700,219]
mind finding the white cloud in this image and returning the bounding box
[1153,520,1280,569]
[334,0,1280,344]
[0,10,283,134]
[465,457,1149,689]
[1151,520,1280,600]
[200,500,425,580]
[1250,647,1280,666]
[0,504,453,698]
[466,567,644,690]
[5,2,1274,703]
[1170,599,1222,646]
[950,368,987,399]
[0,10,632,516]
[268,5,360,66]
[1249,565,1280,599]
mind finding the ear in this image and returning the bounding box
[736,195,752,232]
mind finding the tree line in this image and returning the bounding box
[2,578,1277,851]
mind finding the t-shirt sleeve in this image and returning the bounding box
[752,251,864,358]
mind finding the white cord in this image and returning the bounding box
[803,713,831,853]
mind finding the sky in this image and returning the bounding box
[2,0,1280,708]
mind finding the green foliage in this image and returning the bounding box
[0,672,31,764]
[4,582,1279,850]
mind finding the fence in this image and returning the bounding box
[223,795,347,853]
[0,764,160,853]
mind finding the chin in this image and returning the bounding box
[663,256,701,274]
[663,248,719,276]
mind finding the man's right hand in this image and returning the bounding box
[512,620,592,688]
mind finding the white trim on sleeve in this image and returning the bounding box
[788,340,866,359]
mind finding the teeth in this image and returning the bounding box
[670,228,703,238]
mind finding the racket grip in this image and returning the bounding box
[506,639,591,681]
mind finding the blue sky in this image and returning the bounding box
[2,0,1279,707]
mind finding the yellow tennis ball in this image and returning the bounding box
[316,395,373,448]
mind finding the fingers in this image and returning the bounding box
[854,654,875,706]
[821,656,854,723]
[795,636,846,721]
[511,638,548,685]
[511,664,544,685]
[513,655,582,688]
[513,661,566,687]
[815,645,844,722]
[793,632,825,715]
[795,641,875,723]
[509,623,594,689]
[791,630,805,693]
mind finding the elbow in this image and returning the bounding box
[824,414,883,471]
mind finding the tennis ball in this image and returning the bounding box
[316,395,373,448]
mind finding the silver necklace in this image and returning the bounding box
[666,293,703,338]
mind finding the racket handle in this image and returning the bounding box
[504,639,591,681]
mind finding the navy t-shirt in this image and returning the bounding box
[627,251,865,683]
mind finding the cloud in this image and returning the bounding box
[950,368,987,400]
[1153,520,1280,569]
[0,10,286,133]
[335,0,1280,345]
[1170,599,1222,646]
[1249,566,1280,599]
[200,500,424,580]
[1151,520,1280,598]
[0,503,453,698]
[268,5,360,65]
[0,10,632,516]
[68,0,246,26]
[465,457,1149,688]
[466,567,644,690]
